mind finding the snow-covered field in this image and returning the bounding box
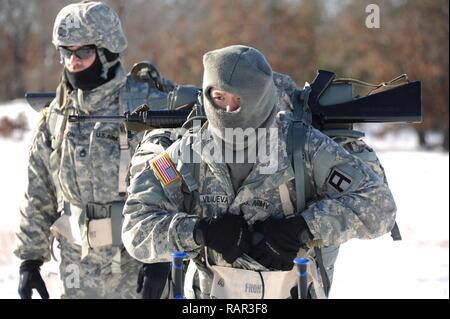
[0,100,448,299]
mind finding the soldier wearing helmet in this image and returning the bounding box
[52,0,128,87]
[15,1,175,299]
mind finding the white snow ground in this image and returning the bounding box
[0,100,448,299]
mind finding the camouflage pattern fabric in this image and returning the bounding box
[121,74,397,298]
[14,63,171,298]
[58,237,140,299]
[52,1,127,53]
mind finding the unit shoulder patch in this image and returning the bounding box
[151,152,181,186]
[327,168,353,193]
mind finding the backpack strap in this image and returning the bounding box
[180,160,201,216]
[177,109,206,216]
[117,82,132,196]
[287,88,311,213]
[47,82,72,213]
[117,74,159,196]
[48,82,71,150]
[118,124,130,196]
[287,87,332,298]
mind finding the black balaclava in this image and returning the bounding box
[64,48,119,91]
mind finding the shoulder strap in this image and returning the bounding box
[176,111,207,216]
[178,134,202,216]
[45,81,72,213]
[180,160,201,216]
[287,87,332,298]
[118,77,142,196]
[118,123,130,196]
[48,82,71,150]
[287,88,311,213]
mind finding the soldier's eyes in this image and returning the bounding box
[59,46,96,60]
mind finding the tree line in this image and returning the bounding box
[0,0,448,150]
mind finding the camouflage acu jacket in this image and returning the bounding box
[14,64,172,262]
[121,78,397,298]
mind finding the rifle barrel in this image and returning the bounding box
[68,115,127,123]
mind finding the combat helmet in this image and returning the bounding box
[52,1,127,77]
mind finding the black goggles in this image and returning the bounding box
[59,46,96,60]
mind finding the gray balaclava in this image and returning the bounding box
[202,45,277,147]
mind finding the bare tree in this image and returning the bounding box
[320,0,449,150]
[0,0,36,99]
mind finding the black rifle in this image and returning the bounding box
[68,109,193,129]
[25,70,422,129]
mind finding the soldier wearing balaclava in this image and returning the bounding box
[202,45,278,192]
[121,45,397,299]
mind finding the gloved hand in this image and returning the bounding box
[250,215,313,271]
[193,214,251,264]
[136,262,171,299]
[18,260,49,299]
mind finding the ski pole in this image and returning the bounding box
[171,251,187,299]
[294,257,309,299]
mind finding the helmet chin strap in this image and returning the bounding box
[97,48,120,79]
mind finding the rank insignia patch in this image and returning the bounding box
[151,152,180,186]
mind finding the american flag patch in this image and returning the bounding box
[151,152,180,186]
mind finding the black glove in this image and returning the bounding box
[193,214,251,264]
[18,260,49,299]
[136,262,171,299]
[250,215,313,271]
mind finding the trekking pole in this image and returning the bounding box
[294,258,309,299]
[171,251,188,299]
